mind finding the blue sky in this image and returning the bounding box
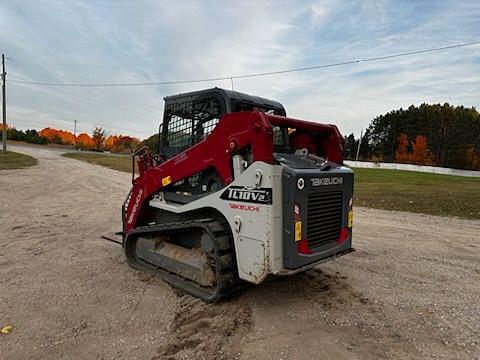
[1,0,479,139]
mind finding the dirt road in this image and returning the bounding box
[1,145,479,359]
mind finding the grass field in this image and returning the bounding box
[62,152,480,219]
[354,168,480,219]
[0,151,37,170]
[62,152,132,173]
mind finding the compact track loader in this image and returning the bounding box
[122,88,354,302]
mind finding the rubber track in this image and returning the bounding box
[124,217,238,303]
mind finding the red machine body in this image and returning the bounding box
[124,111,344,233]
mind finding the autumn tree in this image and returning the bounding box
[115,136,139,153]
[104,135,119,151]
[92,127,106,150]
[76,133,95,150]
[105,135,140,153]
[409,135,435,165]
[39,128,75,145]
[395,133,409,163]
[466,144,480,170]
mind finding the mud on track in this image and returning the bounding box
[1,145,479,359]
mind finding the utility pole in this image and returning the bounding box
[355,128,363,161]
[73,120,78,147]
[2,53,7,152]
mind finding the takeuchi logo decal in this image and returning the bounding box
[127,189,144,224]
[229,203,260,212]
[221,186,272,205]
[310,177,343,186]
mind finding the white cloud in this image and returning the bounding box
[0,0,479,139]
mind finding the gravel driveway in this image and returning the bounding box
[1,145,479,359]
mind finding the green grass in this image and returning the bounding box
[60,152,480,219]
[354,168,480,219]
[62,152,132,173]
[0,151,37,170]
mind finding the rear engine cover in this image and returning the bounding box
[282,166,354,269]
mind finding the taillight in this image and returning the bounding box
[297,238,312,254]
[337,227,348,245]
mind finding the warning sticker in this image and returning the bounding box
[295,221,302,242]
[162,176,172,186]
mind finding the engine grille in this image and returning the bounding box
[306,190,343,248]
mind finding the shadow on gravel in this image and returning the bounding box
[245,267,370,310]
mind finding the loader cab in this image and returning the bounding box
[158,87,287,159]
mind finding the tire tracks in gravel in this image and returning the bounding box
[153,293,253,360]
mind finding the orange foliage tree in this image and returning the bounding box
[105,135,140,153]
[104,135,119,151]
[408,135,435,165]
[76,133,95,150]
[395,133,409,163]
[39,128,75,145]
[28,127,140,153]
[465,145,480,170]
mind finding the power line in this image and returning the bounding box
[11,79,161,119]
[8,40,480,88]
[10,57,164,113]
[4,60,154,137]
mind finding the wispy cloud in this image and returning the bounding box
[1,0,479,138]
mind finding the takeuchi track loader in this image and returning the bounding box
[122,88,354,302]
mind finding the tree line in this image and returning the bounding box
[4,125,140,153]
[344,103,480,170]
[5,102,480,169]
